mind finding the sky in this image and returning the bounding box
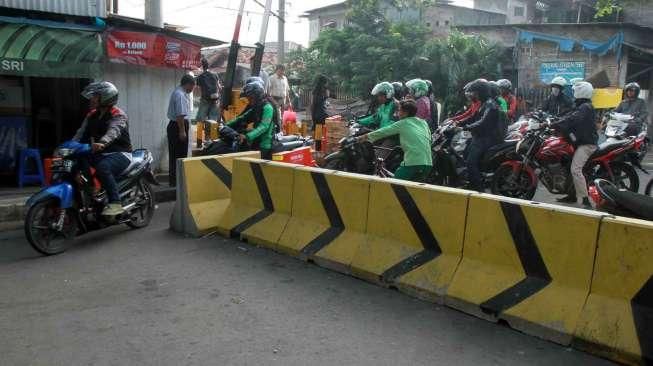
[119,0,472,47]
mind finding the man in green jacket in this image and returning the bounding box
[359,99,432,182]
[226,82,277,160]
[358,81,398,129]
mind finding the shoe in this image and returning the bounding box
[102,203,125,216]
[556,195,577,203]
[581,197,592,209]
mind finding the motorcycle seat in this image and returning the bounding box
[602,183,653,220]
[591,139,631,159]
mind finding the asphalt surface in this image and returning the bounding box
[0,203,614,366]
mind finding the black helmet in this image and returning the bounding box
[488,81,500,98]
[392,82,404,99]
[240,82,265,101]
[625,82,641,98]
[466,79,490,100]
[81,81,119,106]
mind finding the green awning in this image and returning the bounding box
[0,22,103,78]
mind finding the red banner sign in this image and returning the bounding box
[106,30,201,69]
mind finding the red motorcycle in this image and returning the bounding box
[492,123,643,200]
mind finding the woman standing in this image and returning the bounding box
[311,75,330,151]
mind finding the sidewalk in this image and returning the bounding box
[0,175,175,230]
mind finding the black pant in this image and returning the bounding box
[466,137,493,192]
[167,120,189,187]
[261,149,272,160]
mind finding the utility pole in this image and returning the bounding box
[252,0,273,76]
[277,0,285,65]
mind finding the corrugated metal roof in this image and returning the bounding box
[0,0,107,18]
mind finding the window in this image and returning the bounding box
[514,6,524,16]
[426,22,431,27]
[436,20,440,26]
[445,20,450,26]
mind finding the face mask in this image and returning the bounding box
[551,88,560,96]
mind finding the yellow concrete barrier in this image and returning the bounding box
[169,151,260,237]
[574,217,653,365]
[445,194,603,345]
[277,168,370,274]
[215,158,299,248]
[349,178,470,303]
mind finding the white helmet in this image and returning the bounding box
[550,76,567,88]
[572,81,594,100]
[569,78,584,86]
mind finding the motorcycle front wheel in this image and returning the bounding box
[24,198,77,255]
[491,164,537,200]
[595,161,639,192]
[126,180,155,229]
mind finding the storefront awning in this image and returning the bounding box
[0,22,103,78]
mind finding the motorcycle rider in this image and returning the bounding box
[542,76,573,117]
[358,99,432,182]
[615,82,649,136]
[554,81,598,208]
[406,79,433,130]
[489,81,508,112]
[392,81,406,101]
[489,81,510,140]
[460,79,501,192]
[451,82,482,124]
[73,81,132,217]
[358,82,398,129]
[425,80,439,128]
[497,79,517,122]
[225,81,278,160]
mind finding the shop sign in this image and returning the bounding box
[540,61,586,84]
[106,30,201,69]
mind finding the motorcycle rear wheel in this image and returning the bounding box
[24,198,77,255]
[595,161,639,192]
[126,181,155,229]
[491,164,537,200]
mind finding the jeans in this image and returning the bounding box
[196,99,219,121]
[466,137,493,191]
[92,153,131,203]
[571,144,597,199]
[167,120,189,187]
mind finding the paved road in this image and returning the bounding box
[0,203,614,366]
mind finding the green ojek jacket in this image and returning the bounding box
[367,116,432,167]
[227,103,275,149]
[358,101,397,129]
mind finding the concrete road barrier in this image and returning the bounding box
[277,168,370,274]
[574,216,653,365]
[170,151,260,237]
[446,194,603,345]
[350,178,470,303]
[216,158,299,248]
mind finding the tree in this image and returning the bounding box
[594,0,653,17]
[286,0,506,116]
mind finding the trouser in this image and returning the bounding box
[196,98,220,121]
[466,137,493,192]
[167,120,189,187]
[260,149,272,160]
[394,165,431,183]
[79,153,131,203]
[571,144,597,199]
[272,96,285,111]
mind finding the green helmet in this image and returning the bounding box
[371,82,394,99]
[406,79,428,98]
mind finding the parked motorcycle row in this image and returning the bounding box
[321,110,652,220]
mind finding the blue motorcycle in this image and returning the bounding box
[24,141,158,255]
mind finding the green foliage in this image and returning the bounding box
[594,0,653,17]
[286,0,507,115]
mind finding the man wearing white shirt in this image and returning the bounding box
[268,64,290,111]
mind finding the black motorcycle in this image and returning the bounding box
[590,179,653,220]
[200,123,313,156]
[428,119,519,188]
[25,141,158,255]
[322,136,400,177]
